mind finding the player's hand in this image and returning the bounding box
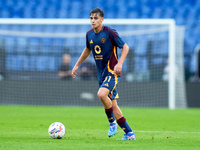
[114,62,122,75]
[71,66,78,78]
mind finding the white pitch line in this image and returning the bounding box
[134,130,200,134]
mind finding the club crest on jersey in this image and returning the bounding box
[101,38,105,43]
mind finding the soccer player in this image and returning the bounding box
[71,8,136,141]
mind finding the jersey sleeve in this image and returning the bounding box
[112,29,125,49]
[86,33,90,50]
[104,27,125,48]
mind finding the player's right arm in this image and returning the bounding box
[71,47,91,78]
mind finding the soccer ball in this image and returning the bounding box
[48,122,66,139]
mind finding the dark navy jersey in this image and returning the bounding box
[86,26,125,83]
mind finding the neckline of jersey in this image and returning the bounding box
[94,25,104,35]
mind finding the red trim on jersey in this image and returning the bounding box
[108,46,122,76]
[104,26,119,38]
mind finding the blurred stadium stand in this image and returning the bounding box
[0,0,199,77]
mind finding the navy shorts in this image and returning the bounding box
[99,75,121,100]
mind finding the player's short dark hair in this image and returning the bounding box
[90,8,104,17]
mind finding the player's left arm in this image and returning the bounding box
[114,43,129,75]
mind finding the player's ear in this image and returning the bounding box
[101,17,104,22]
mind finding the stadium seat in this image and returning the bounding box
[105,8,117,18]
[65,38,76,48]
[116,9,127,18]
[12,7,23,18]
[162,7,175,18]
[8,55,22,71]
[54,25,67,32]
[28,56,37,71]
[52,38,65,53]
[28,38,41,53]
[175,14,185,25]
[152,57,164,66]
[6,55,17,71]
[21,25,31,31]
[80,11,89,18]
[151,39,168,55]
[41,38,53,53]
[5,37,16,53]
[81,0,93,18]
[47,56,57,71]
[127,0,139,11]
[21,55,29,71]
[10,25,21,31]
[36,56,49,71]
[0,25,9,30]
[34,6,46,18]
[151,7,162,18]
[43,25,56,32]
[16,37,27,53]
[76,37,85,47]
[128,11,139,18]
[140,5,152,18]
[45,6,57,18]
[58,9,69,18]
[16,55,29,71]
[32,25,44,32]
[69,1,82,18]
[5,55,12,70]
[134,36,148,55]
[0,9,10,18]
[174,0,184,6]
[134,57,148,72]
[23,6,34,18]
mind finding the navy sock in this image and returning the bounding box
[105,107,115,123]
[117,117,132,134]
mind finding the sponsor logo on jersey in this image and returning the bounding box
[94,45,101,54]
[90,39,93,44]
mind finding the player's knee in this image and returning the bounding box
[97,91,106,100]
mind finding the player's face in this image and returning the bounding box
[90,13,104,32]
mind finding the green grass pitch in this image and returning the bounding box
[0,106,200,150]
